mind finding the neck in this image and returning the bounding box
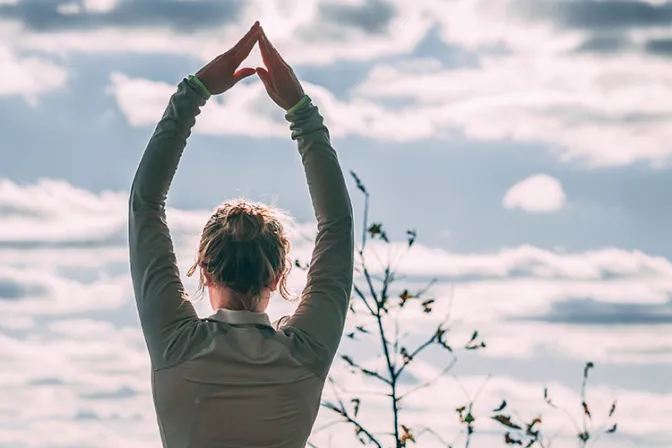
[209,286,269,312]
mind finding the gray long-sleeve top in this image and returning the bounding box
[128,79,354,448]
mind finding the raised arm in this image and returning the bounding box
[257,30,355,360]
[129,22,260,368]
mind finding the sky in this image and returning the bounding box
[1,0,671,446]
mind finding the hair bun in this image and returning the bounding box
[224,204,265,242]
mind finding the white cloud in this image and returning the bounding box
[108,72,441,140]
[4,0,431,66]
[83,0,119,13]
[3,0,672,164]
[0,45,67,101]
[0,177,670,446]
[503,174,566,213]
[347,0,672,166]
[2,177,672,364]
[312,364,672,447]
[57,2,82,15]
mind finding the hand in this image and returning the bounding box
[195,22,260,95]
[256,27,305,110]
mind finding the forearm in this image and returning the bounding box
[129,79,206,210]
[286,98,353,227]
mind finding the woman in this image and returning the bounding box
[128,21,354,448]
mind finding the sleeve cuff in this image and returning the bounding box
[186,75,211,100]
[286,95,311,115]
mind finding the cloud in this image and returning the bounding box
[108,72,436,141]
[503,174,566,213]
[0,177,670,446]
[3,0,431,66]
[518,0,672,31]
[0,44,67,100]
[528,297,672,325]
[0,0,240,32]
[313,363,672,447]
[6,0,672,165]
[646,37,672,57]
[1,175,671,366]
[317,0,395,35]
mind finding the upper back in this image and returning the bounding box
[151,318,331,448]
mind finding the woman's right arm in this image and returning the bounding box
[255,29,354,359]
[285,99,354,358]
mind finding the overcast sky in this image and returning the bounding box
[1,0,671,447]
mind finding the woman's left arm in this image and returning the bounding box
[129,23,260,368]
[128,79,205,368]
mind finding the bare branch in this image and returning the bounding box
[353,283,377,316]
[398,357,457,402]
[340,355,392,385]
[415,426,452,447]
[321,401,383,448]
[361,254,380,307]
[394,332,438,380]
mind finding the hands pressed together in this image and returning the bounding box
[195,21,305,110]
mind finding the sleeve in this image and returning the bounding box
[128,79,205,368]
[284,97,355,360]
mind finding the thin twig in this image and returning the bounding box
[398,357,457,402]
[416,426,453,447]
[395,332,438,379]
[321,401,383,448]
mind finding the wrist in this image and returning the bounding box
[286,95,310,114]
[187,74,211,100]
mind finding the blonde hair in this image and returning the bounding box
[187,198,294,310]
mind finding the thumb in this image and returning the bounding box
[256,67,282,103]
[232,67,256,85]
[256,67,273,89]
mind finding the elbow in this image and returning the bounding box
[320,211,353,235]
[128,182,158,214]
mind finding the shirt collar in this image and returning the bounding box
[207,308,273,327]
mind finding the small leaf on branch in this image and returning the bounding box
[582,401,592,419]
[400,347,411,363]
[544,387,555,406]
[346,332,355,339]
[578,431,590,442]
[368,223,384,239]
[341,355,355,366]
[421,299,435,313]
[468,330,478,344]
[356,325,369,334]
[351,398,361,417]
[406,229,417,247]
[609,400,617,417]
[492,414,522,430]
[294,259,309,271]
[584,361,594,379]
[526,417,542,439]
[493,400,507,412]
[504,433,523,445]
[465,341,486,351]
[527,417,542,431]
[606,423,617,434]
[399,289,414,307]
[400,425,415,444]
[350,171,368,194]
[464,413,475,424]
